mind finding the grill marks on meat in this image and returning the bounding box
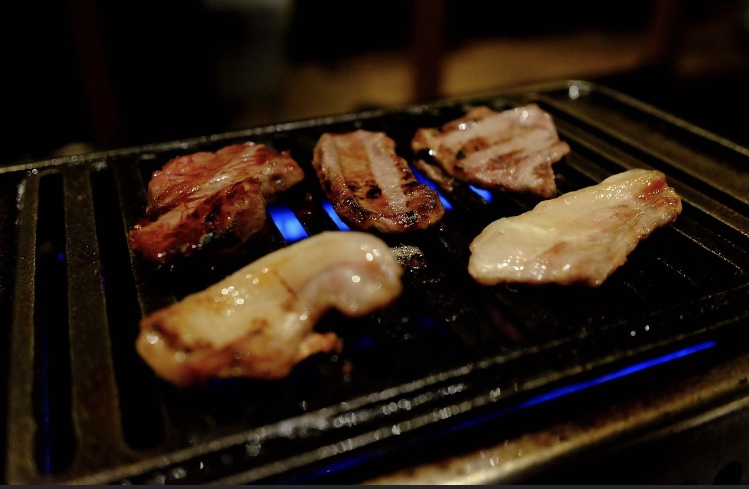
[468,169,683,287]
[135,231,403,388]
[129,142,305,263]
[313,130,445,233]
[129,180,267,264]
[411,104,571,198]
[146,142,304,215]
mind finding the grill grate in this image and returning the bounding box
[2,80,749,484]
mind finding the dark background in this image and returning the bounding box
[2,0,748,166]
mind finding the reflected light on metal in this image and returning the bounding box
[275,339,717,483]
[452,340,717,431]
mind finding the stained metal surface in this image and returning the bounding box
[1,80,748,484]
[365,337,749,484]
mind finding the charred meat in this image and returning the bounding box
[129,142,305,263]
[411,104,570,199]
[313,130,445,233]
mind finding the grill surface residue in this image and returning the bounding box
[1,80,749,484]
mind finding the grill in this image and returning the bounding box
[2,79,749,484]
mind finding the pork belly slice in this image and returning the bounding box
[129,142,305,263]
[313,130,445,233]
[468,169,683,287]
[136,231,404,388]
[411,104,571,199]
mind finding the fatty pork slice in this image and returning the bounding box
[313,130,445,233]
[136,231,404,388]
[468,169,683,287]
[411,104,571,199]
[129,142,305,263]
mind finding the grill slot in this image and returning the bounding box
[2,80,749,484]
[33,173,74,475]
[91,168,165,450]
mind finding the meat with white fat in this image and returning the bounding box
[313,130,445,233]
[411,104,570,198]
[136,231,404,388]
[468,169,683,287]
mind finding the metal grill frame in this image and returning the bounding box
[2,80,749,484]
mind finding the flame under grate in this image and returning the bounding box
[1,80,749,484]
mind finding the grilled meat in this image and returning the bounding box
[312,130,445,233]
[129,142,305,263]
[136,231,404,388]
[146,142,305,216]
[128,180,267,263]
[411,104,570,198]
[468,169,683,287]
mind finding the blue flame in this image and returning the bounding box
[468,185,493,202]
[272,339,717,483]
[410,166,453,211]
[445,339,717,431]
[322,201,350,231]
[267,204,308,243]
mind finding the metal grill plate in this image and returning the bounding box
[1,80,749,484]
